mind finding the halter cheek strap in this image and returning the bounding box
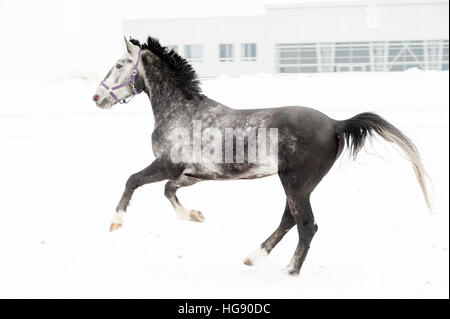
[100,48,143,104]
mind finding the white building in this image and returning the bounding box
[123,0,449,77]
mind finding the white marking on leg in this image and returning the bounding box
[244,247,268,265]
[174,204,190,220]
[111,210,125,225]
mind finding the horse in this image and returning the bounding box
[92,36,431,276]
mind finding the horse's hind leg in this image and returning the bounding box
[164,175,204,222]
[279,173,318,276]
[284,195,317,276]
[243,200,295,266]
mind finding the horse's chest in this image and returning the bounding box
[151,129,168,157]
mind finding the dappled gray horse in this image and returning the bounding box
[93,37,430,276]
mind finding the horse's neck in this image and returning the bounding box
[140,62,204,124]
[146,86,200,124]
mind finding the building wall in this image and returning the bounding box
[123,16,267,77]
[265,1,449,42]
[123,1,449,77]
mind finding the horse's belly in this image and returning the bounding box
[182,161,278,181]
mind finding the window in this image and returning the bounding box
[219,44,234,62]
[442,40,449,70]
[334,42,370,64]
[277,43,318,73]
[241,43,257,61]
[386,41,427,71]
[167,45,178,52]
[184,45,203,62]
[277,39,448,73]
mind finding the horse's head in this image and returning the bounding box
[93,37,144,109]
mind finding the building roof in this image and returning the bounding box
[265,0,449,9]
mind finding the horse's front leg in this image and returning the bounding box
[164,175,204,222]
[110,158,169,231]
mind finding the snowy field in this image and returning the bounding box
[0,71,448,298]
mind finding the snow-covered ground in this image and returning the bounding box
[0,71,448,298]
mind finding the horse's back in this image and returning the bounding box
[221,105,338,149]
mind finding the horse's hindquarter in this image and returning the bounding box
[270,106,340,189]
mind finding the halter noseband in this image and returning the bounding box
[100,49,143,104]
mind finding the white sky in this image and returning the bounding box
[0,0,296,78]
[0,0,444,78]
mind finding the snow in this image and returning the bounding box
[0,71,448,298]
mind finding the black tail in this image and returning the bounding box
[336,112,431,210]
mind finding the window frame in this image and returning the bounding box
[241,43,257,62]
[184,44,203,63]
[277,39,448,73]
[219,43,234,62]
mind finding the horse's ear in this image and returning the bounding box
[124,36,135,55]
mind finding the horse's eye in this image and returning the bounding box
[116,64,123,69]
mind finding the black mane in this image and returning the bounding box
[130,36,203,100]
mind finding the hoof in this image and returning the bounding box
[287,270,299,277]
[243,257,253,266]
[110,223,122,232]
[188,210,205,223]
[282,265,299,277]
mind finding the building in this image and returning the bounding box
[123,0,449,77]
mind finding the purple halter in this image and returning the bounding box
[101,49,143,104]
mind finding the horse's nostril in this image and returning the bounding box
[93,95,99,102]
